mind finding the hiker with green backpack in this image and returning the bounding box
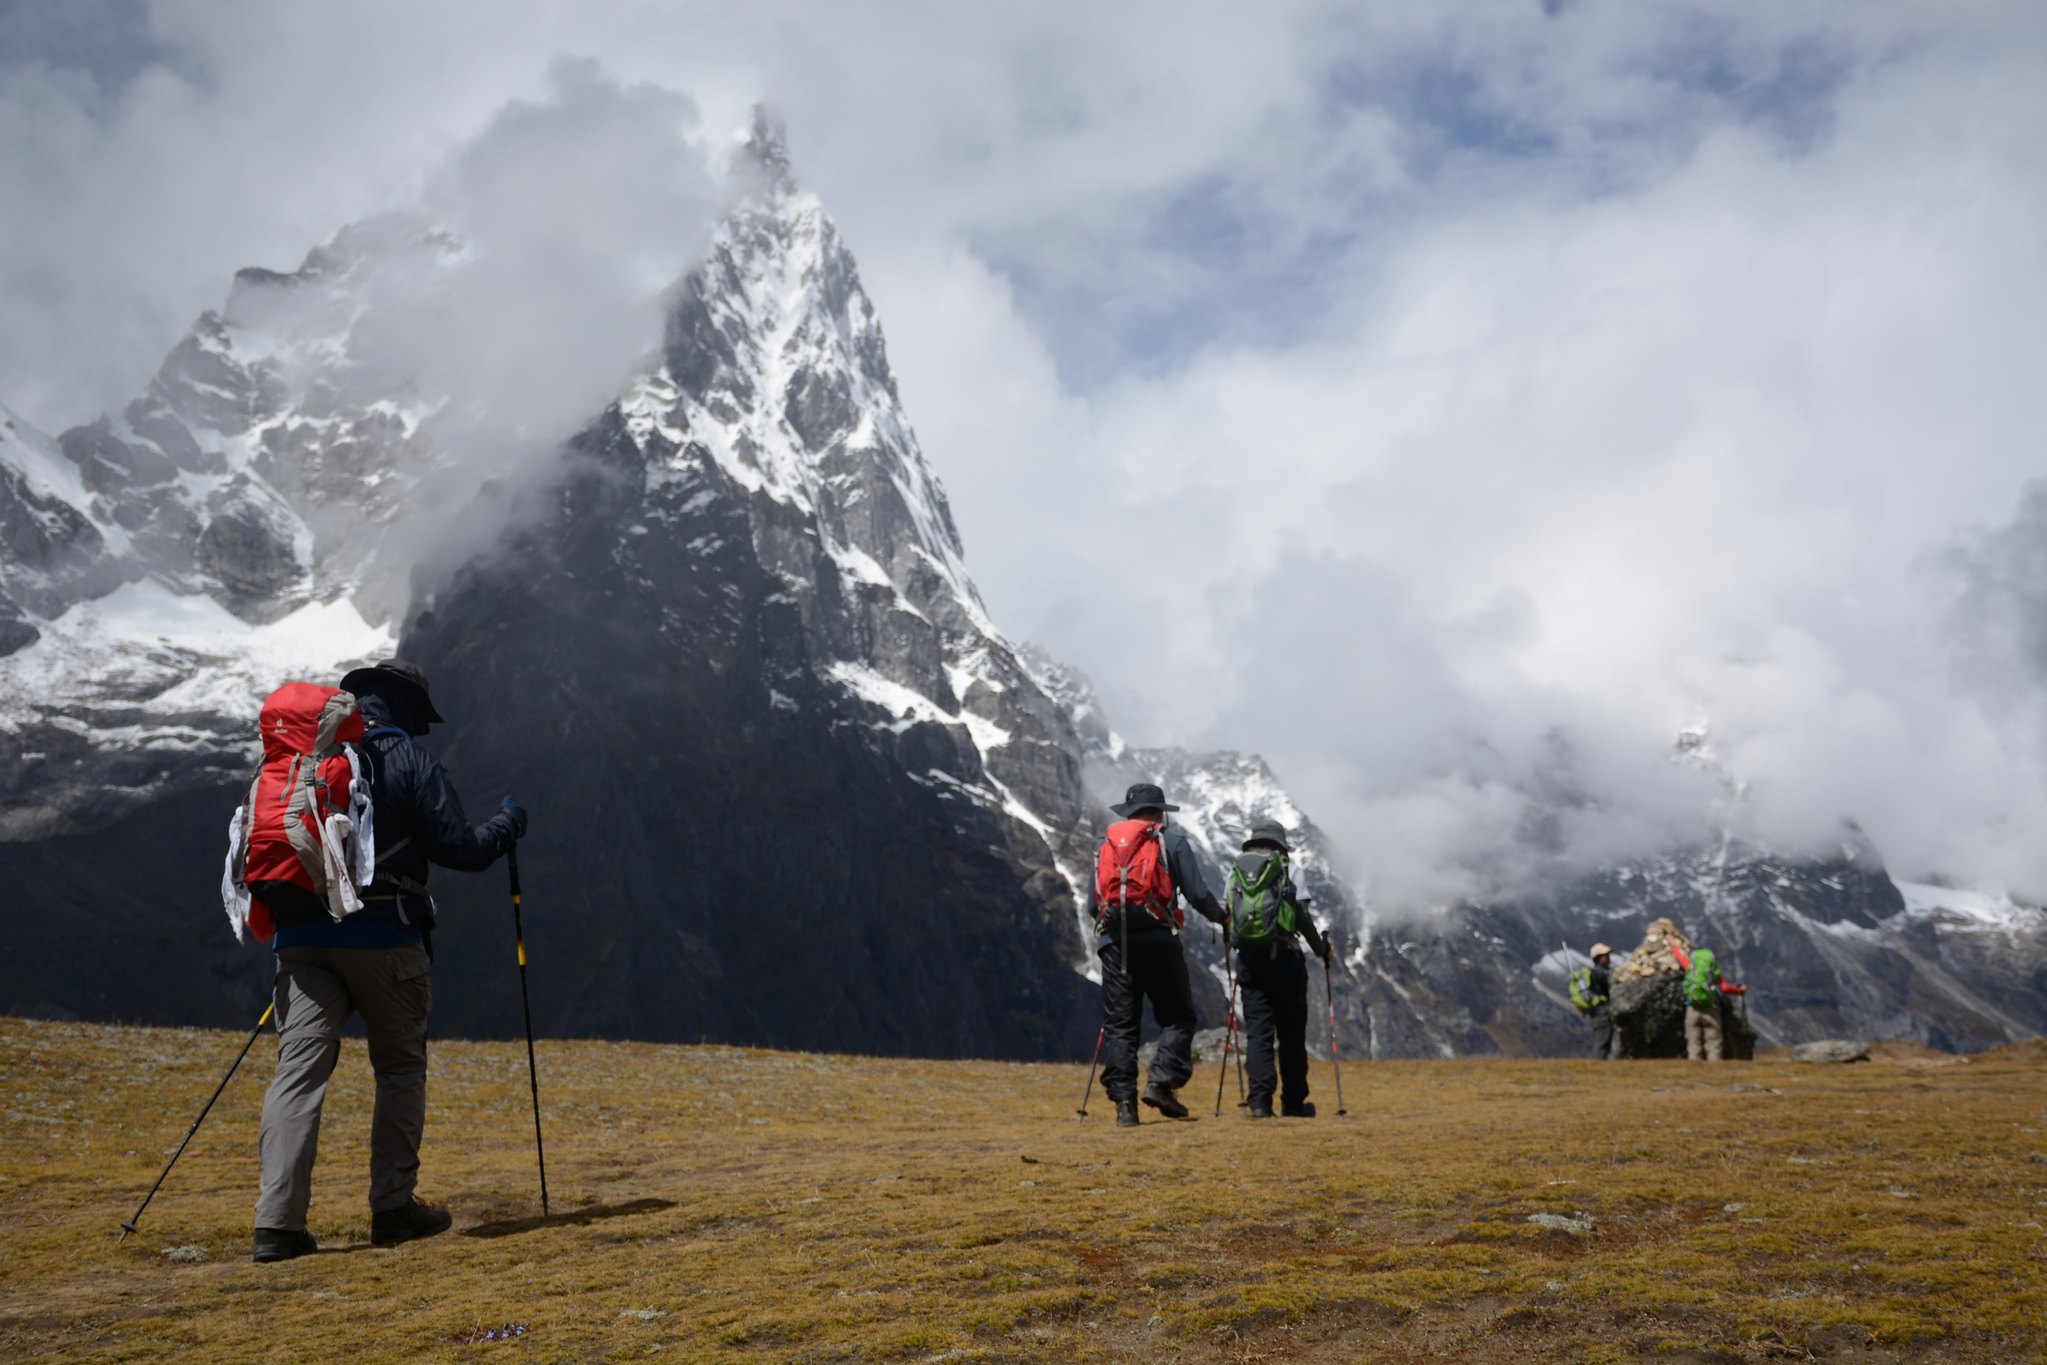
[1568,943,1615,1060]
[1226,820,1333,1119]
[1680,944,1746,1061]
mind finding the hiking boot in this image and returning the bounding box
[1280,1101,1317,1118]
[370,1197,453,1247]
[1246,1099,1274,1119]
[1141,1081,1189,1119]
[252,1227,318,1263]
[1115,1098,1140,1128]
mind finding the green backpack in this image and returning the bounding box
[1227,850,1296,946]
[1568,966,1606,1012]
[1684,948,1720,1009]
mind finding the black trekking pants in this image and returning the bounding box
[1238,945,1309,1109]
[1098,927,1197,1102]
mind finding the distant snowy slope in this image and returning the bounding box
[0,404,126,652]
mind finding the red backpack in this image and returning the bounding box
[1093,819,1181,929]
[222,682,374,944]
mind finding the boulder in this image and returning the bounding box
[1789,1040,1870,1064]
[1612,969,1757,1060]
[1138,1026,1231,1067]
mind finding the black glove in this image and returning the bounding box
[498,796,528,840]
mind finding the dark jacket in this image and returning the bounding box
[1588,964,1612,1013]
[1092,821,1228,935]
[351,692,517,933]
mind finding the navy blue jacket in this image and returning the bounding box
[354,693,517,930]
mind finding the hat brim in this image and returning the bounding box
[1111,800,1181,817]
[340,665,445,724]
[1242,835,1293,853]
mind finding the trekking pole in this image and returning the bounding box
[119,1001,275,1241]
[1213,937,1237,1117]
[1076,1027,1105,1119]
[507,845,549,1217]
[1322,951,1348,1118]
[1232,971,1247,1106]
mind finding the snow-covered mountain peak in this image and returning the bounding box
[622,146,1001,669]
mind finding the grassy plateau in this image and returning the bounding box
[2,1015,2044,1363]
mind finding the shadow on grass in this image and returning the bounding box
[461,1198,677,1240]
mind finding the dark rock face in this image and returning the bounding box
[0,419,124,637]
[1612,973,1757,1060]
[197,485,303,611]
[398,404,1097,1052]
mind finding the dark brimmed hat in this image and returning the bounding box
[339,658,445,724]
[1110,782,1180,818]
[1242,820,1292,852]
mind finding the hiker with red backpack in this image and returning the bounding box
[1226,820,1333,1118]
[227,659,526,1263]
[1092,782,1229,1127]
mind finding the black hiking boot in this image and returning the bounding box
[1246,1099,1274,1119]
[1115,1098,1140,1128]
[1281,1101,1317,1118]
[1141,1081,1189,1119]
[252,1227,318,1263]
[371,1197,453,1247]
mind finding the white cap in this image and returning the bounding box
[1589,942,1612,958]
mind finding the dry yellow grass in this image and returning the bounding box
[3,1016,2044,1363]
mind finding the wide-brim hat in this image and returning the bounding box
[1110,782,1180,818]
[339,658,445,724]
[1242,819,1292,852]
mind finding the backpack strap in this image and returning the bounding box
[1145,823,1172,921]
[365,834,432,898]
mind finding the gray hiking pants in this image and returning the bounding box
[255,945,432,1230]
[1588,1005,1614,1060]
[1685,1004,1723,1061]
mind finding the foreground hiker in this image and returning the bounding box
[1681,944,1745,1062]
[1570,943,1615,1060]
[1226,821,1333,1118]
[1093,782,1229,1127]
[250,659,526,1262]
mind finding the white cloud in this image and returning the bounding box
[4,1,2045,906]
